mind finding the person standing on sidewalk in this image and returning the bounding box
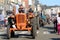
[53,17,57,32]
[0,13,5,28]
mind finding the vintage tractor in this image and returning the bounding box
[7,12,37,39]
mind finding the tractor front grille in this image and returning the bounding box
[18,15,25,23]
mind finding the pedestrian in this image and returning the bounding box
[8,11,16,29]
[57,12,60,34]
[53,17,57,32]
[13,4,19,14]
[46,14,50,24]
[28,8,34,18]
[26,8,34,30]
[40,11,43,18]
[0,13,5,28]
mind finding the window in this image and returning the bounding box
[14,0,18,3]
[0,0,4,4]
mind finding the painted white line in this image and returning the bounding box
[43,31,50,34]
[37,30,39,34]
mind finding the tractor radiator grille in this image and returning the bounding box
[18,15,25,23]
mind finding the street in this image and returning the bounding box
[0,23,60,40]
[0,0,60,40]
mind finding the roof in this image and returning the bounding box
[40,4,60,9]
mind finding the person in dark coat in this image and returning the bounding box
[53,17,57,32]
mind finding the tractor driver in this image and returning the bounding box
[18,4,25,13]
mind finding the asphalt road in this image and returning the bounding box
[0,23,60,40]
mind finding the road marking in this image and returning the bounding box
[43,31,50,34]
[37,30,39,34]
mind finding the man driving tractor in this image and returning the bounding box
[7,4,37,39]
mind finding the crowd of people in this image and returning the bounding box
[39,10,60,34]
[0,4,60,35]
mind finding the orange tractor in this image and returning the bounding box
[7,12,37,39]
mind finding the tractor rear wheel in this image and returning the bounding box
[31,25,36,39]
[31,17,37,39]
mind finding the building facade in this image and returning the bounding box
[0,0,5,15]
[44,6,60,17]
[0,0,40,16]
